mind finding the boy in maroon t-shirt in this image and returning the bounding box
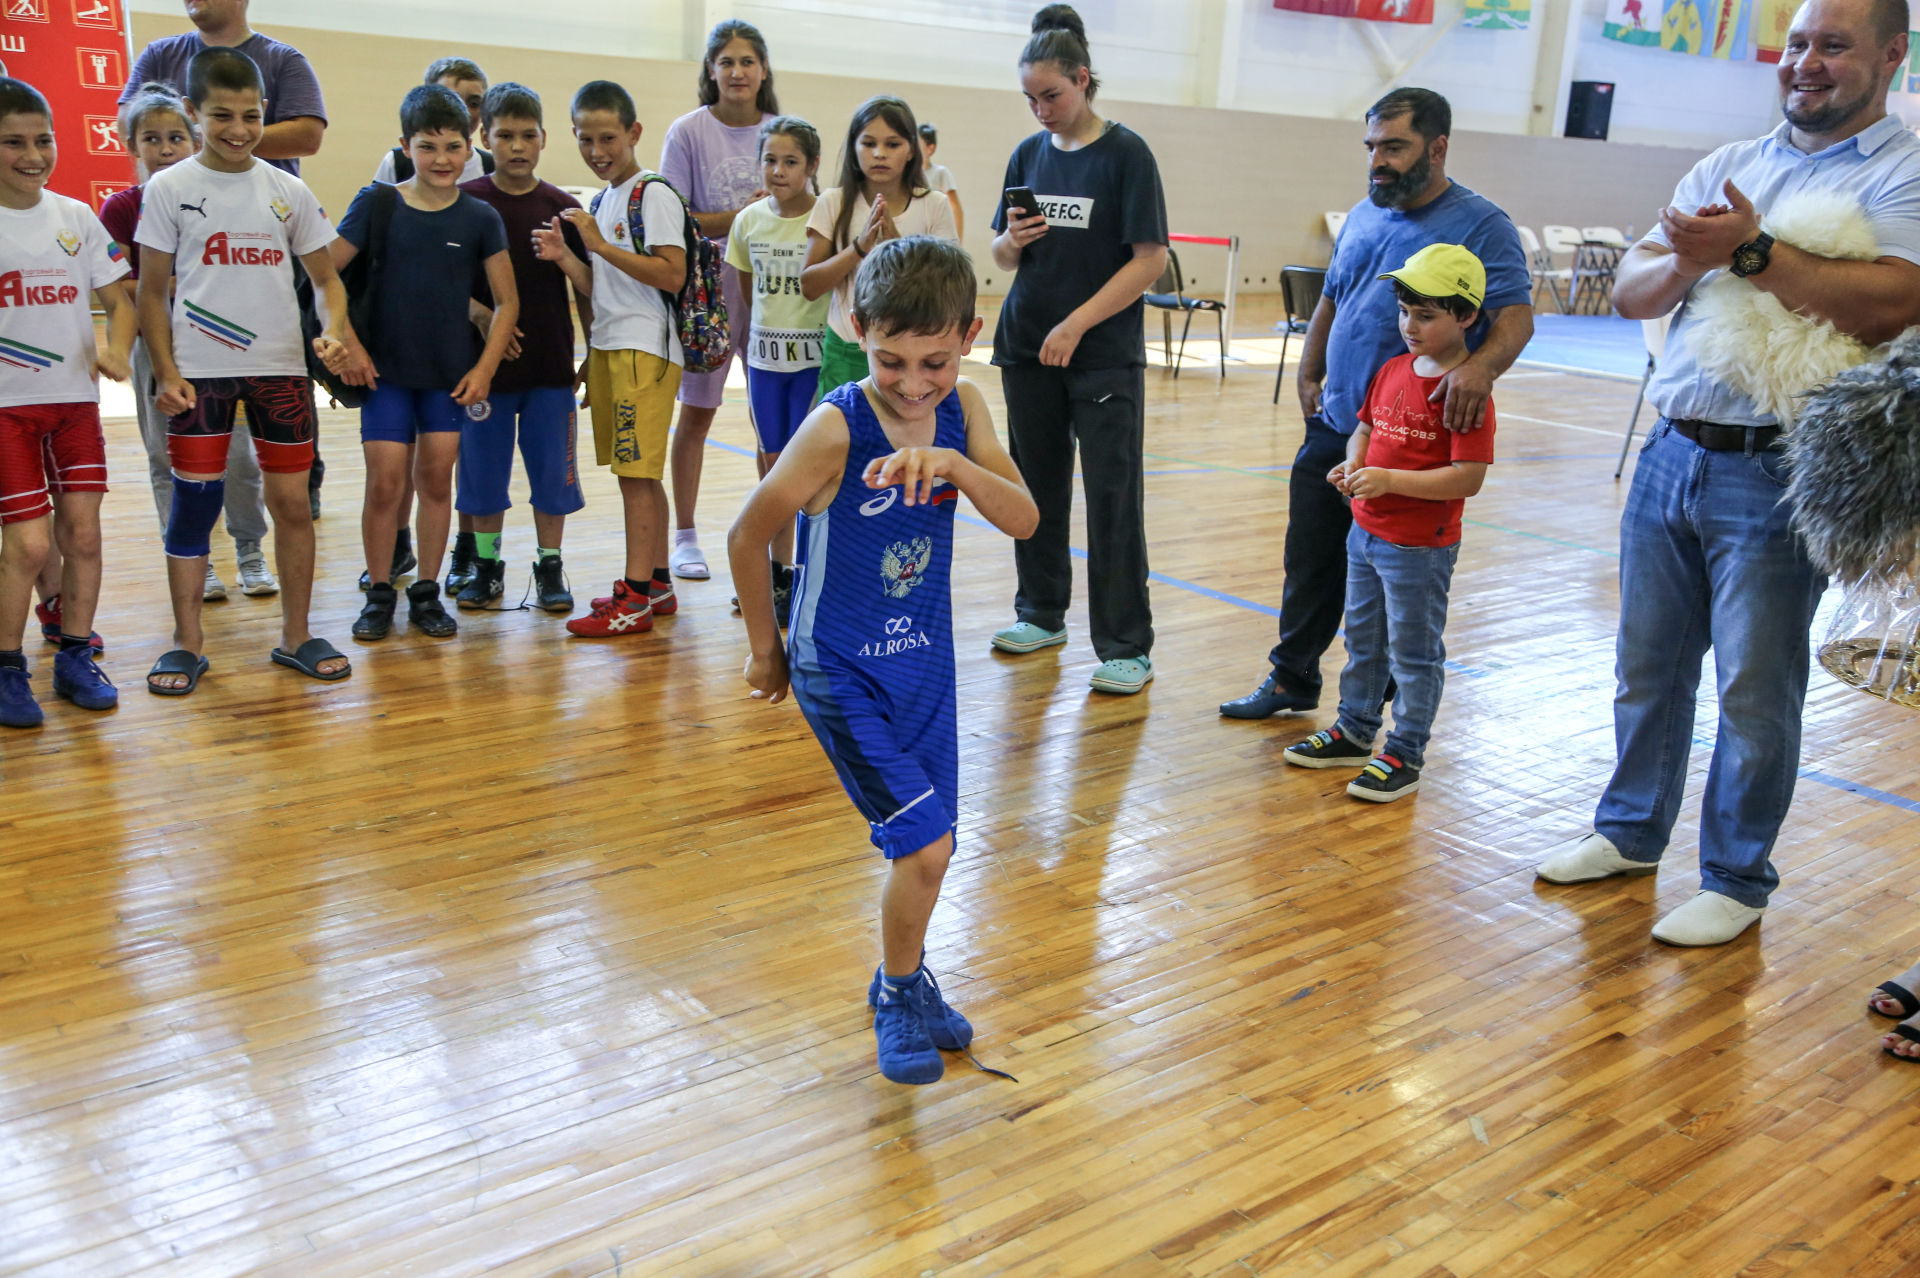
[1283,244,1494,802]
[455,82,594,612]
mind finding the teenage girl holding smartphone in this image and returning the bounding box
[989,4,1169,696]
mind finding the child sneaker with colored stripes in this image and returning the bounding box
[1348,752,1421,803]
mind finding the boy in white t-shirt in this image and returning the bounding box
[533,80,687,638]
[135,48,356,695]
[0,79,136,729]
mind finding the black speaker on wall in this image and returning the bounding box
[1566,81,1615,141]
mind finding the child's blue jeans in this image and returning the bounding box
[1335,524,1460,770]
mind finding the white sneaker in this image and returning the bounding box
[236,548,279,596]
[203,564,228,601]
[1534,831,1658,884]
[1652,891,1764,946]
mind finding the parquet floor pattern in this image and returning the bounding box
[3,300,1918,1277]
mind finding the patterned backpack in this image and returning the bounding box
[590,171,730,373]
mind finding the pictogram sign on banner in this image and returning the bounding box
[0,0,136,208]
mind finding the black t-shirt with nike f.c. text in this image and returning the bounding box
[991,121,1168,370]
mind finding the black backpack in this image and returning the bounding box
[296,181,400,407]
[388,146,494,182]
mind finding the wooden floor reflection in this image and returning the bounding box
[4,300,1919,1276]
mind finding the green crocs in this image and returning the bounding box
[990,621,1068,654]
[1090,656,1154,694]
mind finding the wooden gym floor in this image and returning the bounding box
[4,298,1919,1276]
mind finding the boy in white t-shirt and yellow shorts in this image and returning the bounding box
[537,81,688,637]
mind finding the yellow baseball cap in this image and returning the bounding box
[1378,243,1485,308]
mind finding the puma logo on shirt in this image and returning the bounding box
[180,198,208,218]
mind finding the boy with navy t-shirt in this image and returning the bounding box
[730,237,1038,1085]
[455,82,592,612]
[333,83,517,642]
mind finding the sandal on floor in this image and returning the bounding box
[1871,980,1920,1019]
[147,649,209,696]
[668,541,711,581]
[1884,1023,1920,1062]
[271,637,351,682]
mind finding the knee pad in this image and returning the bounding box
[163,474,225,558]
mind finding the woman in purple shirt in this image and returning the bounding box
[657,18,778,580]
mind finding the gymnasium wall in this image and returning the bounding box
[128,9,1711,298]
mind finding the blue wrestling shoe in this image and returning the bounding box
[53,647,118,711]
[868,960,973,1051]
[0,665,42,728]
[873,971,944,1085]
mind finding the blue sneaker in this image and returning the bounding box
[868,962,973,1051]
[873,972,944,1085]
[0,666,42,728]
[53,647,118,711]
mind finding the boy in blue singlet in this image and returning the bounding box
[729,236,1037,1086]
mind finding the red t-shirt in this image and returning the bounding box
[1352,352,1496,548]
[98,184,144,280]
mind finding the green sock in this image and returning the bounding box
[536,546,560,561]
[475,532,501,562]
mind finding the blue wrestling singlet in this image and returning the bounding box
[787,380,966,858]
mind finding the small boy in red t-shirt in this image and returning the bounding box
[1283,243,1494,802]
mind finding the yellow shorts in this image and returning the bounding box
[587,348,682,480]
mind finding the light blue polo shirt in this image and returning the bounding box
[1647,113,1920,426]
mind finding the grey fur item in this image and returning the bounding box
[1787,327,1920,578]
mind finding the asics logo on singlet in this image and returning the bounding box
[0,273,80,307]
[202,233,285,267]
[861,481,954,517]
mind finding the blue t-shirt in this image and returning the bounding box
[337,185,509,389]
[1320,181,1530,435]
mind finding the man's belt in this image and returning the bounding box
[1669,418,1784,453]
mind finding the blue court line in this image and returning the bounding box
[709,433,1917,814]
[1795,770,1920,814]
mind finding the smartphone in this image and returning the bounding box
[1003,186,1042,221]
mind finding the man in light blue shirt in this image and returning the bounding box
[1537,0,1920,946]
[1219,87,1533,721]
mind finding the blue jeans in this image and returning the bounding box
[1335,524,1459,770]
[1594,419,1825,908]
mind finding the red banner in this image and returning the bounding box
[1274,0,1435,21]
[0,0,137,210]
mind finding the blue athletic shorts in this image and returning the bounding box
[360,385,463,445]
[746,365,820,455]
[455,387,586,516]
[788,658,958,859]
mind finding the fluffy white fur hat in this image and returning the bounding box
[1682,189,1879,426]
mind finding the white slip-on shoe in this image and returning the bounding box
[1652,891,1764,946]
[1535,831,1659,884]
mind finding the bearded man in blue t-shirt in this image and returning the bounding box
[1220,87,1534,721]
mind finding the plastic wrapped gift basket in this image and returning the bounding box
[1790,330,1920,708]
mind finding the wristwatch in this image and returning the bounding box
[1730,231,1775,278]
